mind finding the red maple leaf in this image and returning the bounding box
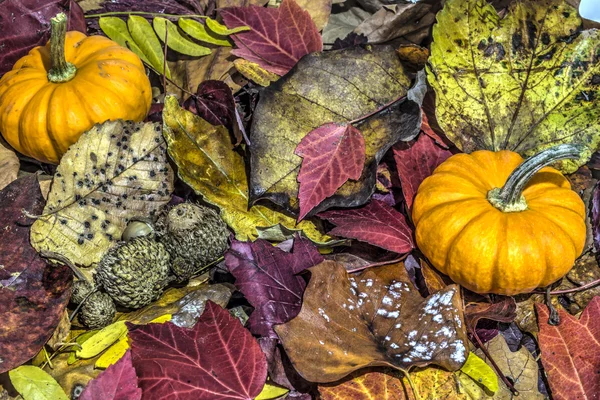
[80,350,141,400]
[295,123,366,221]
[536,297,600,400]
[220,0,323,76]
[318,200,414,254]
[128,301,267,400]
[393,131,452,209]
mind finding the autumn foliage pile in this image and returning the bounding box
[1,0,600,399]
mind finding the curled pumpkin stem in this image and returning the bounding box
[47,13,77,83]
[487,144,584,212]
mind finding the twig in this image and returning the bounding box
[39,250,87,281]
[85,11,207,19]
[162,25,169,92]
[347,256,407,274]
[535,278,600,295]
[348,94,407,125]
[69,288,98,323]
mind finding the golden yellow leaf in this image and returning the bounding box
[255,382,289,400]
[428,0,600,172]
[76,321,127,359]
[234,59,279,87]
[95,335,130,369]
[460,352,499,393]
[162,96,329,242]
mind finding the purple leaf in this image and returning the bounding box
[224,236,324,338]
[318,200,414,254]
[182,80,237,128]
[80,350,142,400]
[0,0,85,77]
[128,301,267,400]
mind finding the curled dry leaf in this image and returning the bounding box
[536,297,600,399]
[221,0,323,76]
[0,144,19,191]
[318,200,414,254]
[161,95,328,242]
[0,176,72,374]
[225,236,324,338]
[250,45,422,215]
[30,120,174,266]
[464,296,517,337]
[275,261,468,383]
[428,0,600,172]
[128,301,267,399]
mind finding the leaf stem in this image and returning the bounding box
[47,13,77,83]
[470,329,519,395]
[85,11,207,19]
[487,144,583,212]
[348,94,407,125]
[39,250,87,281]
[400,368,420,400]
[539,277,600,295]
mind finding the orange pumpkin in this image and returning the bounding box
[412,144,586,295]
[0,13,152,164]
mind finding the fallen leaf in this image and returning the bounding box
[318,369,407,400]
[30,120,174,266]
[255,382,289,400]
[9,365,68,400]
[295,0,333,31]
[182,80,236,129]
[76,321,128,359]
[153,17,211,57]
[128,301,268,399]
[0,0,85,76]
[46,310,71,351]
[296,123,366,220]
[354,3,434,44]
[536,297,600,399]
[428,0,600,172]
[258,337,314,394]
[162,95,328,242]
[474,335,543,399]
[459,352,499,394]
[275,261,468,382]
[331,32,369,50]
[95,335,129,369]
[321,3,371,48]
[224,236,324,338]
[0,176,72,374]
[464,297,517,338]
[221,0,323,76]
[318,200,414,254]
[80,350,141,400]
[0,144,19,191]
[396,45,430,71]
[234,58,280,87]
[218,0,268,7]
[563,252,600,313]
[392,132,453,210]
[178,18,232,47]
[249,46,421,215]
[177,47,240,94]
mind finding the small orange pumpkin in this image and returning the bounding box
[0,13,152,164]
[412,144,586,295]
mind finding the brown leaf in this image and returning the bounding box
[419,259,448,295]
[295,0,333,31]
[563,252,600,313]
[0,144,19,191]
[179,47,240,95]
[354,3,434,44]
[275,261,468,383]
[464,296,517,335]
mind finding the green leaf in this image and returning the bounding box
[427,0,600,172]
[460,352,499,393]
[67,330,99,364]
[98,17,151,65]
[76,321,128,359]
[153,17,211,57]
[179,18,232,47]
[255,382,289,400]
[127,15,171,78]
[9,366,68,400]
[205,17,250,35]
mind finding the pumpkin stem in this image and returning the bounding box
[487,144,583,212]
[47,13,77,83]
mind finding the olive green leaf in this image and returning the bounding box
[9,365,68,400]
[428,0,600,172]
[30,120,174,266]
[76,321,128,359]
[98,17,151,65]
[249,45,422,215]
[205,17,251,35]
[178,18,232,47]
[153,17,211,57]
[126,15,171,78]
[162,96,329,242]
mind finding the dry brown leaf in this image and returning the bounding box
[319,369,407,400]
[0,144,19,191]
[296,0,333,31]
[275,261,468,383]
[354,3,434,44]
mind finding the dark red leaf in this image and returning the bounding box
[393,130,452,209]
[318,200,414,254]
[80,350,142,400]
[183,80,236,128]
[536,297,600,400]
[224,236,324,338]
[464,296,517,335]
[221,0,323,76]
[0,176,72,374]
[0,0,85,77]
[295,123,366,220]
[331,32,369,50]
[129,301,267,400]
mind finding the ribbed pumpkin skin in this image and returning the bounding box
[0,32,152,164]
[412,150,586,295]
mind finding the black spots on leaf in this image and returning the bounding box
[454,39,463,47]
[154,137,161,143]
[575,91,594,102]
[512,33,523,53]
[537,47,557,63]
[591,75,600,85]
[526,21,537,49]
[154,125,161,132]
[84,221,90,229]
[541,33,551,46]
[60,219,67,225]
[91,215,98,220]
[108,152,113,157]
[74,194,81,201]
[90,152,97,163]
[563,11,570,18]
[149,170,156,178]
[477,40,486,52]
[482,42,506,61]
[478,78,487,89]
